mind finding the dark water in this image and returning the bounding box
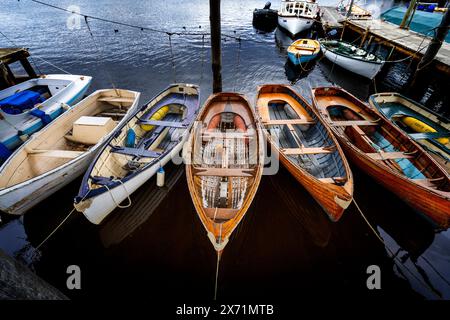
[0,0,449,301]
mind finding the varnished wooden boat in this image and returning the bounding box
[369,92,449,172]
[256,84,353,221]
[312,86,450,228]
[184,92,264,252]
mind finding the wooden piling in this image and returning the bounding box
[411,5,450,86]
[209,0,222,93]
[400,0,417,29]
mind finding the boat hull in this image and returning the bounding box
[287,52,318,65]
[76,141,185,224]
[339,141,450,228]
[0,152,94,215]
[278,149,352,221]
[322,46,384,79]
[278,16,314,37]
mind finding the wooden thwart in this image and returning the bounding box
[282,146,336,155]
[367,151,415,160]
[193,167,254,177]
[263,119,315,126]
[97,97,135,103]
[27,149,84,159]
[330,120,380,126]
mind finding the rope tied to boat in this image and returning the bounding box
[352,198,444,299]
[167,33,177,83]
[233,37,242,91]
[104,180,132,209]
[32,191,91,253]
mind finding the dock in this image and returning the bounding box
[342,19,450,74]
[320,6,345,30]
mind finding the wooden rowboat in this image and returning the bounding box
[74,84,200,224]
[369,92,450,172]
[287,39,320,66]
[184,92,264,252]
[256,84,353,221]
[0,89,140,215]
[312,86,450,228]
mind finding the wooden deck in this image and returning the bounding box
[343,19,450,74]
[320,6,344,29]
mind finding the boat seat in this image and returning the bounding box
[414,178,443,189]
[329,120,380,126]
[366,152,415,160]
[110,146,161,158]
[201,132,254,139]
[263,119,315,126]
[204,207,239,220]
[97,97,135,104]
[27,149,84,159]
[318,177,347,184]
[137,119,188,128]
[193,167,254,177]
[409,132,450,140]
[281,146,336,155]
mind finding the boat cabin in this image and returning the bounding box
[0,48,38,90]
[279,0,318,18]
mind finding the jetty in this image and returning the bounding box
[342,19,450,74]
[319,6,450,75]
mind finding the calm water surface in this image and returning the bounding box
[0,0,449,300]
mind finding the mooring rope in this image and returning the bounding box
[167,34,177,83]
[233,37,242,91]
[104,180,132,209]
[33,191,90,252]
[352,198,443,299]
[83,16,119,95]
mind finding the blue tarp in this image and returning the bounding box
[381,6,450,43]
[0,90,44,114]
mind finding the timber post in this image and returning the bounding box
[209,0,222,93]
[400,0,417,29]
[410,5,450,87]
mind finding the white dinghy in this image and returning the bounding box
[320,40,385,79]
[0,89,140,215]
[74,84,200,225]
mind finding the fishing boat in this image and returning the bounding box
[278,0,319,37]
[0,74,92,161]
[74,84,200,224]
[287,39,320,66]
[320,39,384,79]
[184,92,264,252]
[311,87,450,228]
[369,92,450,172]
[0,89,140,215]
[256,84,353,221]
[253,1,278,31]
